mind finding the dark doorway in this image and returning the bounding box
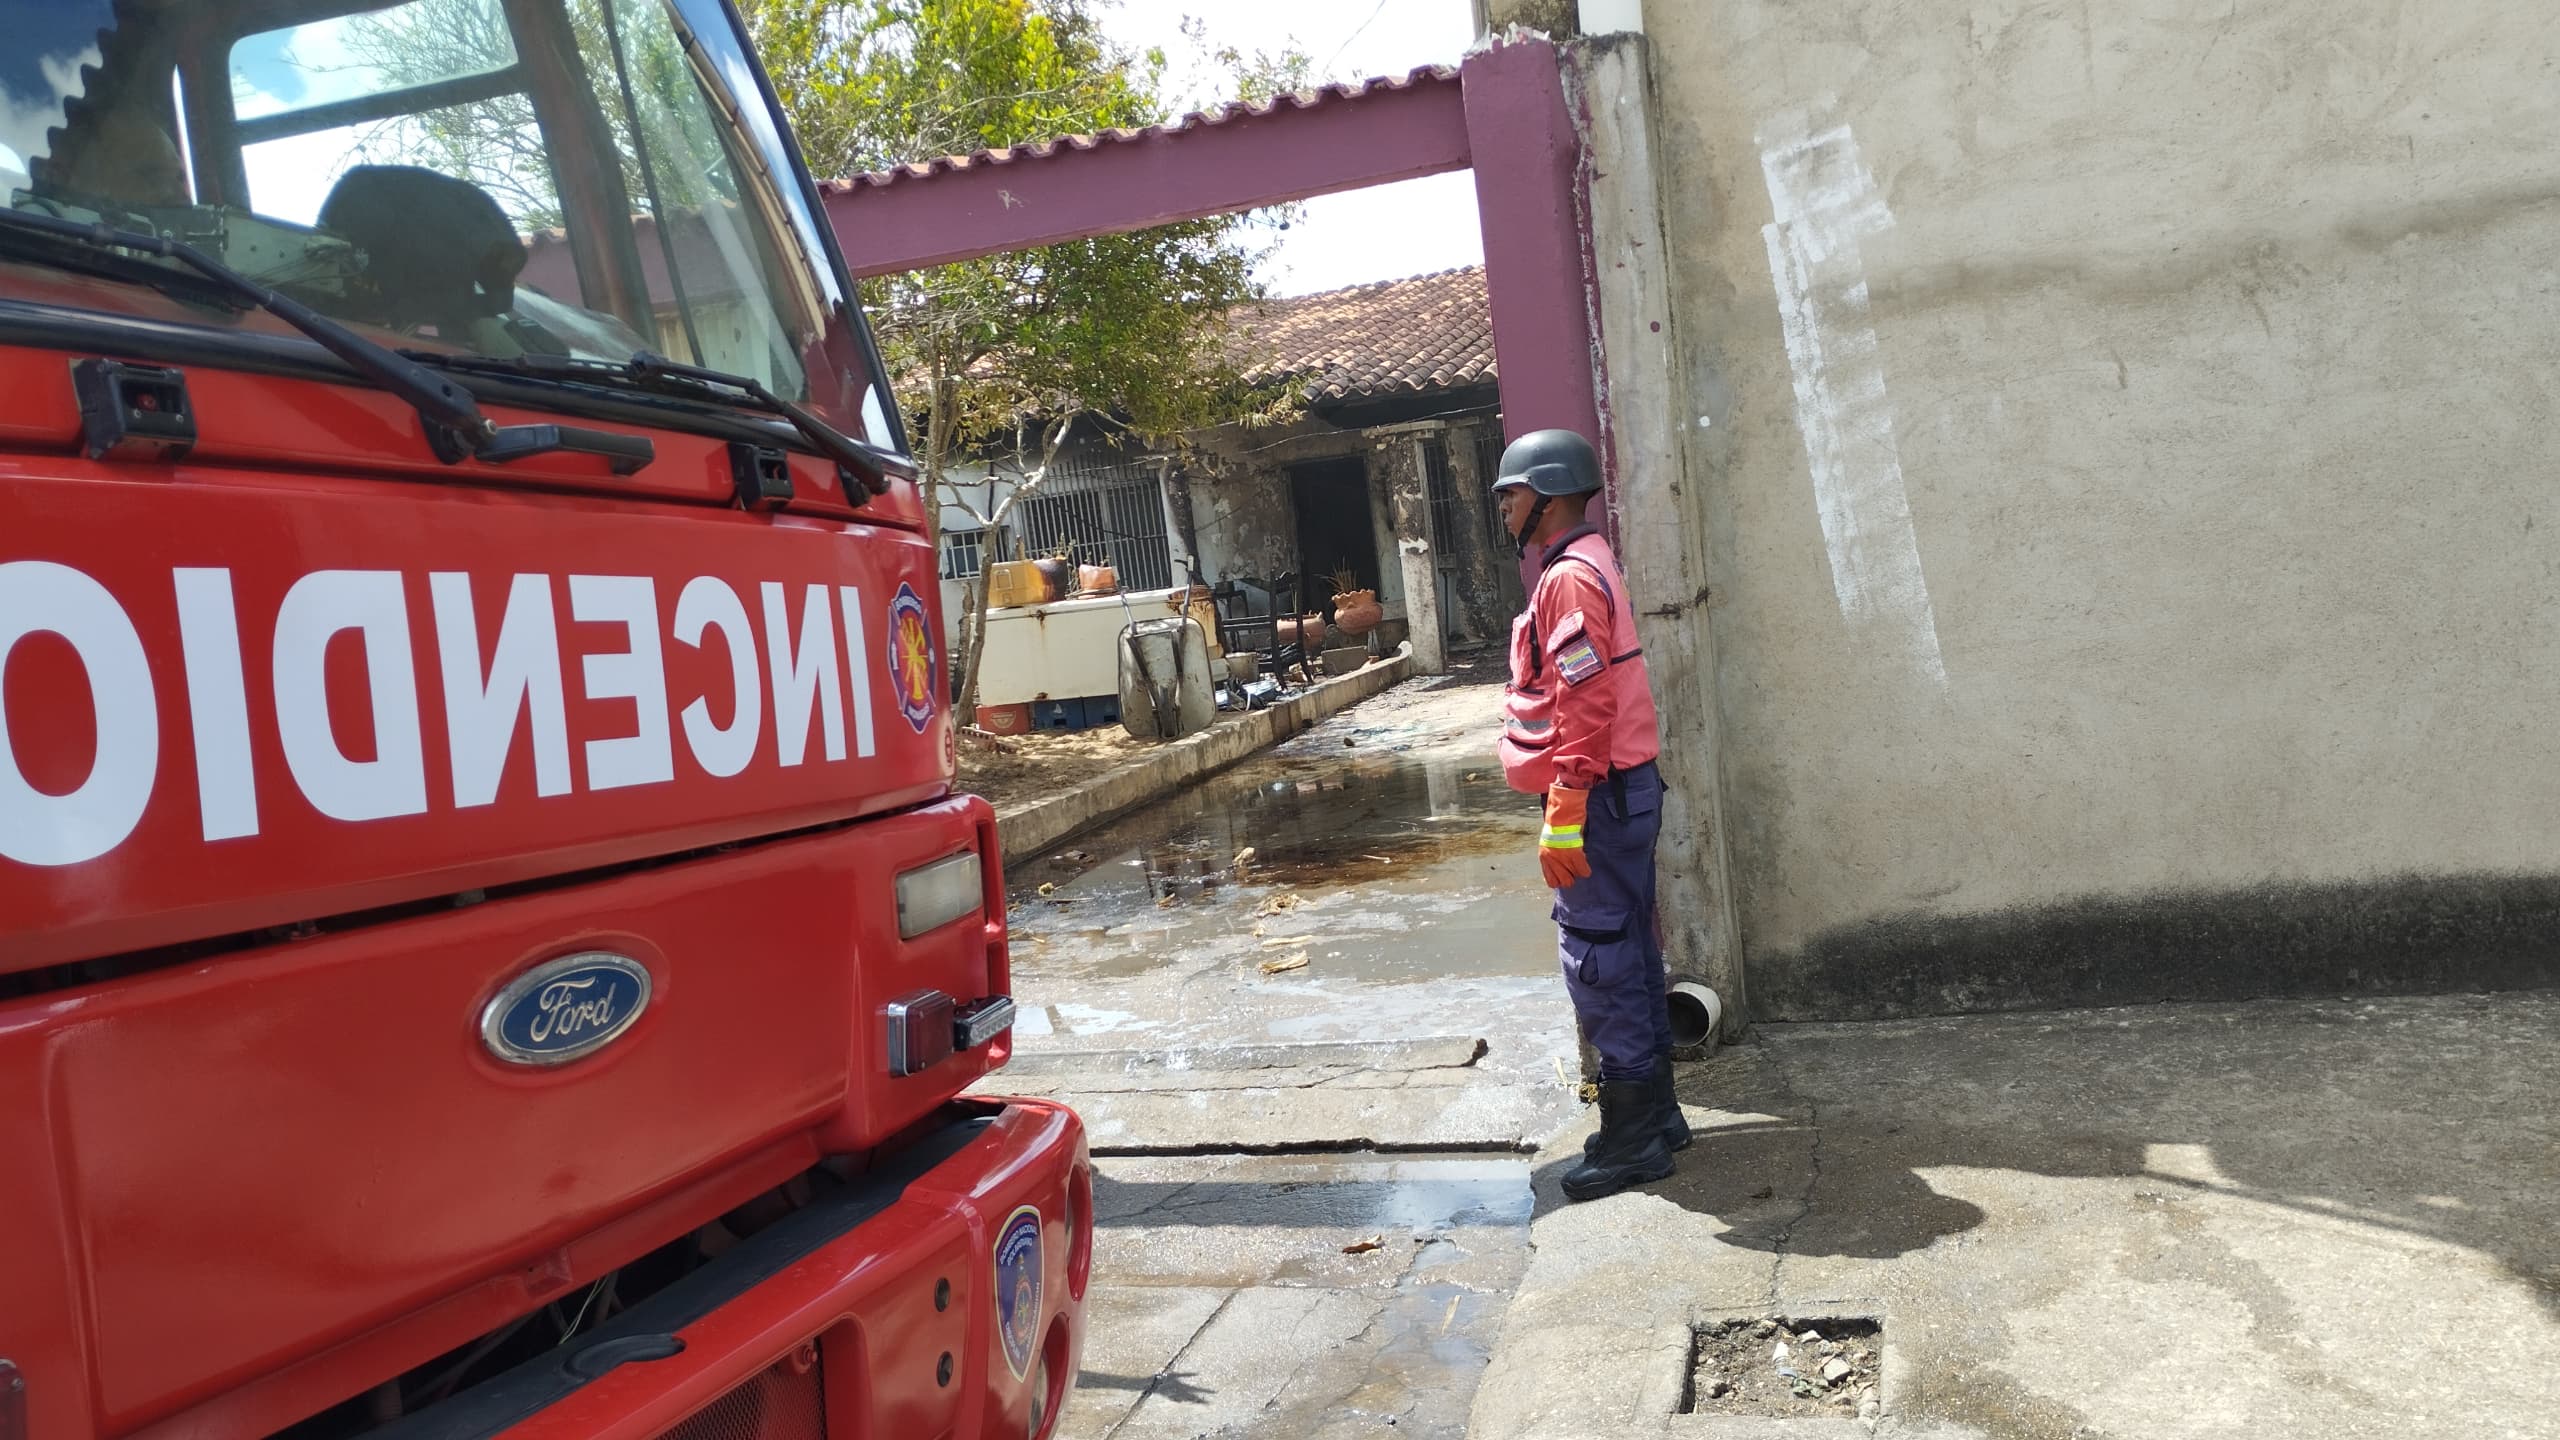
[1288,457,1381,620]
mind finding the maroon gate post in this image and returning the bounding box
[1458,41,1603,458]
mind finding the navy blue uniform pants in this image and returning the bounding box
[1552,761,1671,1084]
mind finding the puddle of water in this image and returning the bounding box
[1005,746,1550,985]
[1094,1155,1532,1233]
[1316,1275,1511,1437]
[1085,1153,1534,1440]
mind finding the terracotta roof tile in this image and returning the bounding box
[1232,265,1493,402]
[819,66,1460,195]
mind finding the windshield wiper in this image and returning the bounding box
[0,209,653,475]
[0,216,249,311]
[630,352,892,495]
[412,348,893,497]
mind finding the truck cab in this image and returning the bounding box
[0,2,1087,1435]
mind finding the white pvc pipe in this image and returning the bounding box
[1667,978,1723,1059]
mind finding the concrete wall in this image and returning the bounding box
[1618,2,2560,1016]
[1363,439,1414,614]
[1441,419,1524,645]
[1184,419,1428,625]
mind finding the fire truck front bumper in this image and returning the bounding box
[376,1098,1092,1440]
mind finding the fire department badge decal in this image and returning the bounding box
[887,583,937,734]
[994,1204,1043,1379]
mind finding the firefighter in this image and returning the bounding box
[1491,428,1688,1201]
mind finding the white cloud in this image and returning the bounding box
[0,46,103,190]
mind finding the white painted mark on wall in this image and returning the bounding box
[1758,112,1948,689]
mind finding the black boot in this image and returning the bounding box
[1582,1055,1692,1156]
[1561,1078,1676,1201]
[1655,1057,1693,1152]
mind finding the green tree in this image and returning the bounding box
[338,0,721,229]
[746,0,1302,720]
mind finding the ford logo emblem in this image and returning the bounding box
[480,953,652,1066]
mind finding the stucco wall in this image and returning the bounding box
[1631,2,2560,1015]
[1443,419,1524,644]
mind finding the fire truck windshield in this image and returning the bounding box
[0,0,890,444]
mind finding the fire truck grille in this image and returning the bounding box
[654,1355,827,1440]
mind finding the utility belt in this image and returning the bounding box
[1602,759,1659,809]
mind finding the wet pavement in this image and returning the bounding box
[981,674,1588,1440]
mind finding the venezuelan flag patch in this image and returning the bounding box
[1556,636,1604,686]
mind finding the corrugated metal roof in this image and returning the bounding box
[818,65,1460,195]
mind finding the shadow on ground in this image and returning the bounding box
[1498,994,2560,1439]
[1530,992,2558,1296]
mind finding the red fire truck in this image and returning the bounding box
[0,2,1088,1436]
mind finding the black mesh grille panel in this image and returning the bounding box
[653,1357,826,1440]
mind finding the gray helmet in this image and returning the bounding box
[1491,428,1602,497]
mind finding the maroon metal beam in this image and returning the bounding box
[822,70,1472,278]
[1459,42,1602,457]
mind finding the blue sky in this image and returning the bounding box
[0,1,112,182]
[0,4,109,101]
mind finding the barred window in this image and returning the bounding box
[940,526,1001,580]
[1476,426,1508,546]
[1008,445,1174,591]
[1423,435,1460,559]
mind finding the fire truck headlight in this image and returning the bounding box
[896,850,984,939]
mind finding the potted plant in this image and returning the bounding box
[1328,566,1383,639]
[1031,545,1076,603]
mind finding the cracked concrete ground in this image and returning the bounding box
[1070,1152,1536,1440]
[1471,993,2560,1440]
[981,674,1587,1439]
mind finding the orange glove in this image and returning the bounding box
[1539,784,1592,889]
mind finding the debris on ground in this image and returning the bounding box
[1341,1235,1385,1254]
[1054,849,1092,863]
[1155,894,1177,908]
[959,726,1154,812]
[1686,1318,1881,1418]
[1361,853,1392,863]
[1261,936,1309,947]
[1036,882,1057,897]
[1255,892,1303,916]
[1233,846,1256,867]
[1258,952,1311,975]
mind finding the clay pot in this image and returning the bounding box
[1276,612,1328,651]
[1075,562,1119,596]
[1330,588,1383,638]
[1031,557,1074,600]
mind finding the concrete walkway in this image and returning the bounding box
[1471,993,2560,1440]
[988,671,1584,1439]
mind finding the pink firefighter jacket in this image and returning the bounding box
[1499,525,1663,793]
